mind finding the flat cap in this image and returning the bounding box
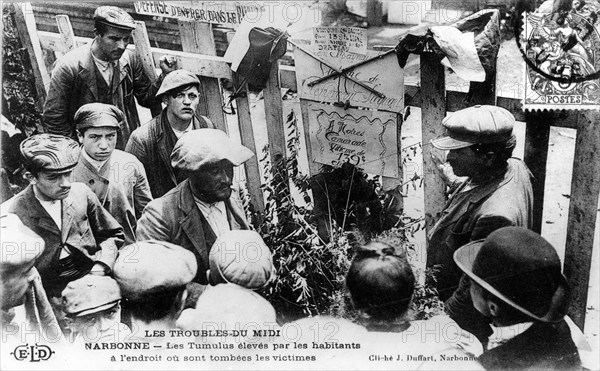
[0,213,45,271]
[20,134,81,172]
[113,240,197,300]
[74,103,124,131]
[431,105,515,150]
[171,129,254,171]
[210,230,274,289]
[454,227,569,323]
[156,69,200,97]
[62,275,121,317]
[93,6,135,30]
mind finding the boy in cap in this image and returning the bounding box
[176,230,278,336]
[2,134,124,324]
[126,69,215,197]
[1,214,62,345]
[137,129,253,286]
[427,105,534,343]
[43,5,177,148]
[113,240,197,340]
[454,227,580,370]
[61,275,129,343]
[72,103,152,244]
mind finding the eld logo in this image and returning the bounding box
[11,344,54,362]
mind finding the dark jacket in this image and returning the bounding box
[42,43,161,148]
[136,179,250,284]
[479,320,581,370]
[72,149,153,244]
[3,183,124,295]
[125,109,214,198]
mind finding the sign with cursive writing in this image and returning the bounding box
[307,102,398,178]
[294,45,404,113]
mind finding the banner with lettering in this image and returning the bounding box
[307,102,398,178]
[133,1,260,26]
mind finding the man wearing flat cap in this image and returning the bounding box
[43,5,177,148]
[137,129,253,286]
[1,214,62,345]
[61,275,129,343]
[126,69,215,198]
[72,103,152,244]
[454,227,580,370]
[427,105,534,344]
[2,134,124,329]
[113,241,196,339]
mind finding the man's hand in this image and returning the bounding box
[159,55,178,75]
[432,153,460,186]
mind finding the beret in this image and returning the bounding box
[61,275,121,317]
[431,105,515,150]
[113,240,197,300]
[171,129,254,171]
[20,134,81,172]
[74,103,124,131]
[454,227,569,323]
[176,284,277,331]
[93,6,135,30]
[155,69,200,97]
[0,213,45,271]
[209,230,274,289]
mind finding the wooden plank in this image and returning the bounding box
[523,112,551,234]
[381,113,403,191]
[55,15,75,52]
[300,100,320,177]
[232,72,264,220]
[564,110,600,331]
[11,3,51,111]
[263,62,290,201]
[420,53,447,269]
[366,0,383,27]
[178,20,226,132]
[132,21,162,118]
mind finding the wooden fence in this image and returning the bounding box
[8,3,599,331]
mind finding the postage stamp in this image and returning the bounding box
[521,10,600,110]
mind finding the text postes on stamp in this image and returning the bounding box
[521,11,600,110]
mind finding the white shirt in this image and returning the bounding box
[82,149,109,172]
[91,46,116,86]
[193,197,230,238]
[33,189,62,230]
[486,322,534,350]
[171,121,194,139]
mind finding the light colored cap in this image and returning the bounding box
[20,134,81,172]
[74,103,124,131]
[61,275,121,317]
[176,284,277,330]
[93,6,135,30]
[431,105,515,150]
[155,69,200,97]
[209,230,274,289]
[171,129,254,171]
[0,213,45,271]
[113,240,197,300]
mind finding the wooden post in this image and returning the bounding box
[178,20,227,132]
[366,0,383,27]
[563,110,600,330]
[232,72,264,222]
[11,3,50,112]
[262,62,290,204]
[132,21,162,118]
[300,100,321,177]
[55,15,75,52]
[420,53,447,269]
[523,111,551,234]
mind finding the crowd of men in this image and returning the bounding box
[0,5,588,370]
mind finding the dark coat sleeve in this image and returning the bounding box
[42,58,77,138]
[85,186,124,269]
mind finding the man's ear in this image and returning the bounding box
[488,300,500,318]
[76,130,84,144]
[175,289,188,317]
[23,171,37,184]
[162,95,169,106]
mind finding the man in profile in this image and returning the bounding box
[43,5,175,148]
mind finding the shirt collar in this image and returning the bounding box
[193,196,226,215]
[82,149,109,172]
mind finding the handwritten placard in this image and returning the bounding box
[307,102,398,178]
[294,47,404,113]
[313,27,367,58]
[133,1,260,26]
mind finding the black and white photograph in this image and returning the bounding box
[1,0,599,370]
